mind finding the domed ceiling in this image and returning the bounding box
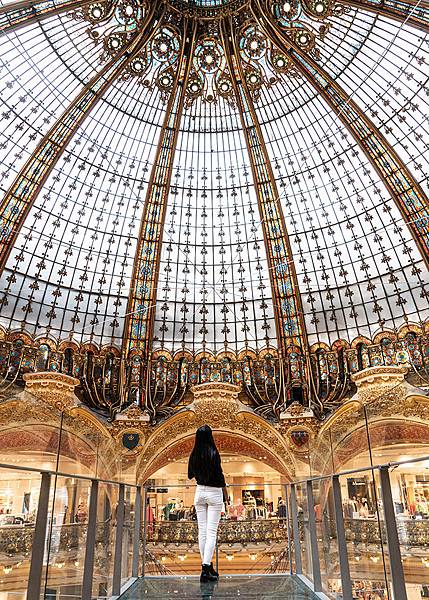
[0,0,428,419]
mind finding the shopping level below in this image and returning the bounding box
[120,575,318,599]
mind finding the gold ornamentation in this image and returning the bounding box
[23,372,80,411]
[137,382,296,480]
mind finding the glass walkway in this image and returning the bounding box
[121,575,318,599]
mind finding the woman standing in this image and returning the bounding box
[188,424,228,582]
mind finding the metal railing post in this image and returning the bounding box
[82,479,99,600]
[132,486,142,578]
[379,466,407,600]
[284,484,293,575]
[332,476,352,600]
[306,479,322,592]
[142,487,148,577]
[112,483,125,595]
[290,484,302,575]
[27,471,51,600]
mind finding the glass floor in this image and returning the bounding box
[121,575,318,599]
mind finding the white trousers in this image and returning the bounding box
[194,485,223,565]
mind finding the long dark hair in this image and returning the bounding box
[188,424,220,481]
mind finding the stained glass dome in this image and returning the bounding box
[0,0,428,419]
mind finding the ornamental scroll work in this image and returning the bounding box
[70,0,347,105]
[22,372,80,412]
[136,382,298,476]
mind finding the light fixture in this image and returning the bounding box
[283,2,292,12]
[315,1,325,12]
[249,553,258,561]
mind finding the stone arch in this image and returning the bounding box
[312,366,429,475]
[138,430,291,483]
[136,382,296,482]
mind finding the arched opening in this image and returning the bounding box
[139,430,292,575]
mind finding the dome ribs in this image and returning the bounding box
[340,0,429,35]
[220,17,311,414]
[0,0,92,36]
[122,20,197,412]
[0,3,160,275]
[255,1,429,272]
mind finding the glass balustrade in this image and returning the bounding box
[0,455,428,597]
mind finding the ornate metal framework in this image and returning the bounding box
[341,0,429,33]
[0,0,92,35]
[0,2,160,272]
[0,0,428,421]
[220,16,309,411]
[254,1,429,270]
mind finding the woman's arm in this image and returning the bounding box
[222,486,229,504]
[187,457,194,480]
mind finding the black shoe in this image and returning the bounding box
[209,562,219,578]
[200,563,218,582]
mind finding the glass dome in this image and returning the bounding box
[0,0,428,417]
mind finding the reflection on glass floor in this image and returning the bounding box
[120,575,317,599]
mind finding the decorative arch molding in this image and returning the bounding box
[136,382,296,482]
[313,365,429,474]
[333,419,429,472]
[139,431,291,483]
[0,377,119,478]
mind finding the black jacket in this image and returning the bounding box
[188,452,226,488]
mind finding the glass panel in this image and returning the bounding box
[57,414,99,478]
[388,461,429,600]
[0,466,43,597]
[295,482,311,580]
[339,469,389,600]
[122,486,136,586]
[92,482,118,599]
[143,483,290,575]
[43,476,91,599]
[312,477,340,597]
